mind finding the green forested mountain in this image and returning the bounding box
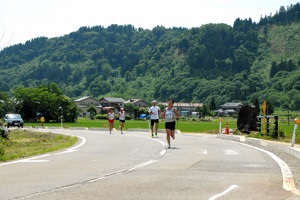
[0,3,300,110]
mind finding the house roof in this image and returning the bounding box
[221,102,243,107]
[75,96,92,102]
[100,97,125,103]
[159,102,203,107]
[124,99,145,104]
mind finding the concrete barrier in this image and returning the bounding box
[285,147,300,160]
[88,128,109,131]
[46,127,63,129]
[127,128,149,132]
[68,127,88,130]
[217,134,246,142]
[245,138,268,146]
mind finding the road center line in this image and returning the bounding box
[209,185,239,200]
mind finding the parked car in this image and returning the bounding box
[4,114,24,128]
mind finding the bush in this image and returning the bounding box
[0,137,4,157]
[95,114,108,120]
[96,114,131,120]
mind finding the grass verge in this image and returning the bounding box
[0,129,78,162]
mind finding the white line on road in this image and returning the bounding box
[223,149,239,155]
[232,141,299,193]
[128,160,157,171]
[54,135,86,155]
[197,149,208,154]
[0,154,51,166]
[209,185,239,200]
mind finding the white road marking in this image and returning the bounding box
[0,154,51,166]
[197,149,208,154]
[21,160,49,163]
[128,160,157,171]
[232,141,299,193]
[0,134,87,166]
[224,149,238,155]
[209,185,239,200]
[55,135,86,155]
[125,134,168,155]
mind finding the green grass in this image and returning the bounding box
[26,117,238,133]
[0,130,78,162]
[24,117,300,141]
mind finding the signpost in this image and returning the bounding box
[263,101,267,134]
[291,118,300,147]
[219,118,222,134]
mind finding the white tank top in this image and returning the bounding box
[108,113,115,120]
[165,107,175,122]
[119,112,125,120]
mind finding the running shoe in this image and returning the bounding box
[168,145,171,149]
[155,133,158,137]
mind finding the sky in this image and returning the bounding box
[0,0,299,49]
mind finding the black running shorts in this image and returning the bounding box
[165,121,176,130]
[151,119,159,126]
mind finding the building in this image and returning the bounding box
[159,102,203,112]
[215,102,244,116]
[74,96,102,117]
[99,97,125,108]
[123,99,149,108]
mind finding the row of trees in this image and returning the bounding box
[0,83,80,122]
[0,4,299,111]
[259,3,300,26]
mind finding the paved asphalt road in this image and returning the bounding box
[1,129,300,200]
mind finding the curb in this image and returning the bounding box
[217,134,300,160]
[88,128,109,131]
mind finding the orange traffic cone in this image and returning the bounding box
[225,123,229,134]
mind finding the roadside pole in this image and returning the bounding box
[263,101,267,135]
[291,118,300,147]
[219,118,222,134]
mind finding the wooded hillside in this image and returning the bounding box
[0,3,299,110]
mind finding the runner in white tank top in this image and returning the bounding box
[107,108,115,134]
[161,99,179,149]
[118,108,126,134]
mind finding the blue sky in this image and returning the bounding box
[0,0,299,48]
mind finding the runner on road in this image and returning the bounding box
[161,99,179,149]
[118,108,126,134]
[148,100,161,138]
[107,108,115,134]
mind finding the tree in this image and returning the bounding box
[253,98,260,115]
[14,83,79,122]
[265,99,274,115]
[87,104,97,120]
[209,97,217,111]
[123,103,139,119]
[0,92,14,118]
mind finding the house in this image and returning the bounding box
[123,99,149,108]
[215,102,244,116]
[99,97,125,108]
[74,96,102,117]
[159,102,203,112]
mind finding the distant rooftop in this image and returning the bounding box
[74,96,91,102]
[100,97,125,103]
